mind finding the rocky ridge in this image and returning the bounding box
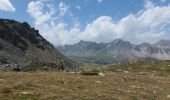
[0,19,76,71]
[57,39,170,64]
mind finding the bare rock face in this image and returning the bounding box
[57,39,170,64]
[0,19,76,71]
[154,39,170,48]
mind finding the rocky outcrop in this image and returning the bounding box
[0,19,76,71]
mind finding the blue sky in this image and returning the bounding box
[0,0,170,46]
[0,0,145,27]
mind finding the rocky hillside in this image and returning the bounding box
[0,19,76,71]
[57,39,170,64]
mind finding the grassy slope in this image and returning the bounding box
[0,61,170,100]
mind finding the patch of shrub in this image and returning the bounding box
[80,70,99,76]
[0,87,12,94]
[24,60,41,71]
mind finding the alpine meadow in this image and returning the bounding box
[0,0,170,100]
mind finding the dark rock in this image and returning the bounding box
[0,43,3,50]
[0,19,77,71]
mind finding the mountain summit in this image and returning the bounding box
[0,19,76,71]
[57,39,170,64]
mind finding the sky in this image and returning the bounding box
[0,0,170,46]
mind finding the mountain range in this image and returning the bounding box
[0,19,76,71]
[57,39,170,64]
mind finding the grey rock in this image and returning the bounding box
[57,39,170,64]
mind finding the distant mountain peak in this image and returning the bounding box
[58,38,170,64]
[139,42,152,47]
[110,39,129,44]
[157,39,170,44]
[108,39,132,48]
[155,39,170,48]
[79,40,93,44]
[113,38,123,42]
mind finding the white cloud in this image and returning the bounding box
[144,0,155,9]
[161,0,166,3]
[59,1,69,16]
[76,5,81,10]
[82,0,170,44]
[79,16,119,42]
[27,1,55,26]
[0,0,15,12]
[27,1,78,46]
[97,0,103,4]
[28,0,170,46]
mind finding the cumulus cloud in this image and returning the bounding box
[0,0,15,12]
[144,0,155,9]
[27,1,78,46]
[81,1,170,44]
[27,0,170,46]
[27,1,55,26]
